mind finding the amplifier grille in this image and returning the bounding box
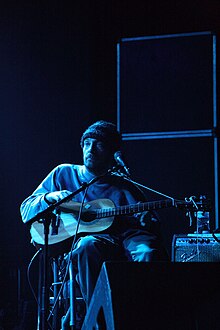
[172,234,220,262]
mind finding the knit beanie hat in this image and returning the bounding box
[80,120,121,152]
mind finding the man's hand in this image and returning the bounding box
[44,190,72,204]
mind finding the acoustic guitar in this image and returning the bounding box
[30,197,203,246]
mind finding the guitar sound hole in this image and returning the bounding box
[81,211,97,222]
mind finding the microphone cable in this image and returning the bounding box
[27,248,53,329]
[47,186,89,323]
[27,248,42,307]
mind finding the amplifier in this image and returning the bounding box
[172,234,220,262]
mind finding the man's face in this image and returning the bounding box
[83,138,113,175]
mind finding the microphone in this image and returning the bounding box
[114,151,131,177]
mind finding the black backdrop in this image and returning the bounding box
[1,1,220,327]
[117,32,218,250]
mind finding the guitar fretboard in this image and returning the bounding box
[95,199,174,219]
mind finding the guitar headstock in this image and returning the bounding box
[176,195,212,212]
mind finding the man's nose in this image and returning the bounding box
[88,142,96,152]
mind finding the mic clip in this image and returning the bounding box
[118,165,131,178]
[51,211,60,235]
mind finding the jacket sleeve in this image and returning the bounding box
[20,166,59,224]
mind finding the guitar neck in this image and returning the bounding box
[95,199,175,219]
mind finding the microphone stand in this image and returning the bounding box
[27,165,120,330]
[121,173,207,232]
[122,174,176,205]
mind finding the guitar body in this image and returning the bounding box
[30,199,115,246]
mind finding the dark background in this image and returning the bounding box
[1,0,220,328]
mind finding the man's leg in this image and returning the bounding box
[122,230,168,262]
[71,234,121,307]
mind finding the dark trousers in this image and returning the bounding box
[70,230,168,308]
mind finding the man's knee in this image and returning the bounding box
[75,235,102,257]
[77,235,97,248]
[131,244,156,262]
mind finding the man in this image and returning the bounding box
[21,120,168,309]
